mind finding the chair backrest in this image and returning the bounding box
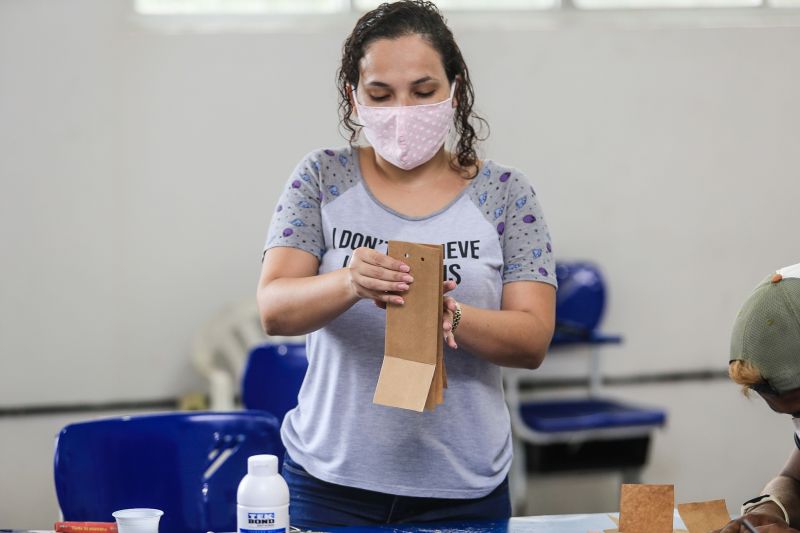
[241,343,308,423]
[554,262,607,340]
[192,300,270,411]
[192,299,306,411]
[54,411,281,533]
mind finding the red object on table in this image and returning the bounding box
[54,522,118,532]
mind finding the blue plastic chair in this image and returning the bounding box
[505,261,667,512]
[552,261,620,345]
[519,399,666,434]
[241,343,308,424]
[54,411,281,533]
[550,262,622,391]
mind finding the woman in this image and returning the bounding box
[257,1,557,527]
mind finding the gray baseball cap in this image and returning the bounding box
[730,263,800,395]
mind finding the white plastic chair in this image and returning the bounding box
[192,298,304,411]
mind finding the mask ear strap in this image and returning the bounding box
[449,81,457,98]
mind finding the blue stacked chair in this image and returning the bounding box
[241,342,308,425]
[54,411,281,533]
[505,262,666,511]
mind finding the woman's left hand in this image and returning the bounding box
[442,280,459,349]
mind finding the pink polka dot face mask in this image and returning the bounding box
[352,83,456,171]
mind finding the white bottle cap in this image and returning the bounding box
[248,454,278,477]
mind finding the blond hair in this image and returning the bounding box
[728,360,765,397]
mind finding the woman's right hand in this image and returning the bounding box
[346,247,414,306]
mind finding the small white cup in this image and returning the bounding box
[112,508,164,533]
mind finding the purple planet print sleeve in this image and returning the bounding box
[264,149,360,262]
[466,165,555,285]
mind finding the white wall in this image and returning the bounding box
[1,0,800,528]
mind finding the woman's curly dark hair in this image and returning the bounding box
[337,0,488,176]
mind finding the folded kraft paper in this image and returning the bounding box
[373,241,446,412]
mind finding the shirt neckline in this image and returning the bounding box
[350,146,490,222]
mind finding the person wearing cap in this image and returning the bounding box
[713,263,800,533]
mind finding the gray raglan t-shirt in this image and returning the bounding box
[264,145,556,498]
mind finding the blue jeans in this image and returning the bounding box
[281,453,511,529]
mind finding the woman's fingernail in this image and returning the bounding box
[400,264,411,272]
[398,284,409,291]
[403,275,414,283]
[395,298,404,305]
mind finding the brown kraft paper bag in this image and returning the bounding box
[373,241,446,412]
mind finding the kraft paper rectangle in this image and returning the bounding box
[373,356,437,412]
[374,241,445,412]
[677,499,730,533]
[619,484,675,533]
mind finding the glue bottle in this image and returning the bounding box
[237,454,290,533]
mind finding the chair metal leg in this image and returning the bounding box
[589,345,602,397]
